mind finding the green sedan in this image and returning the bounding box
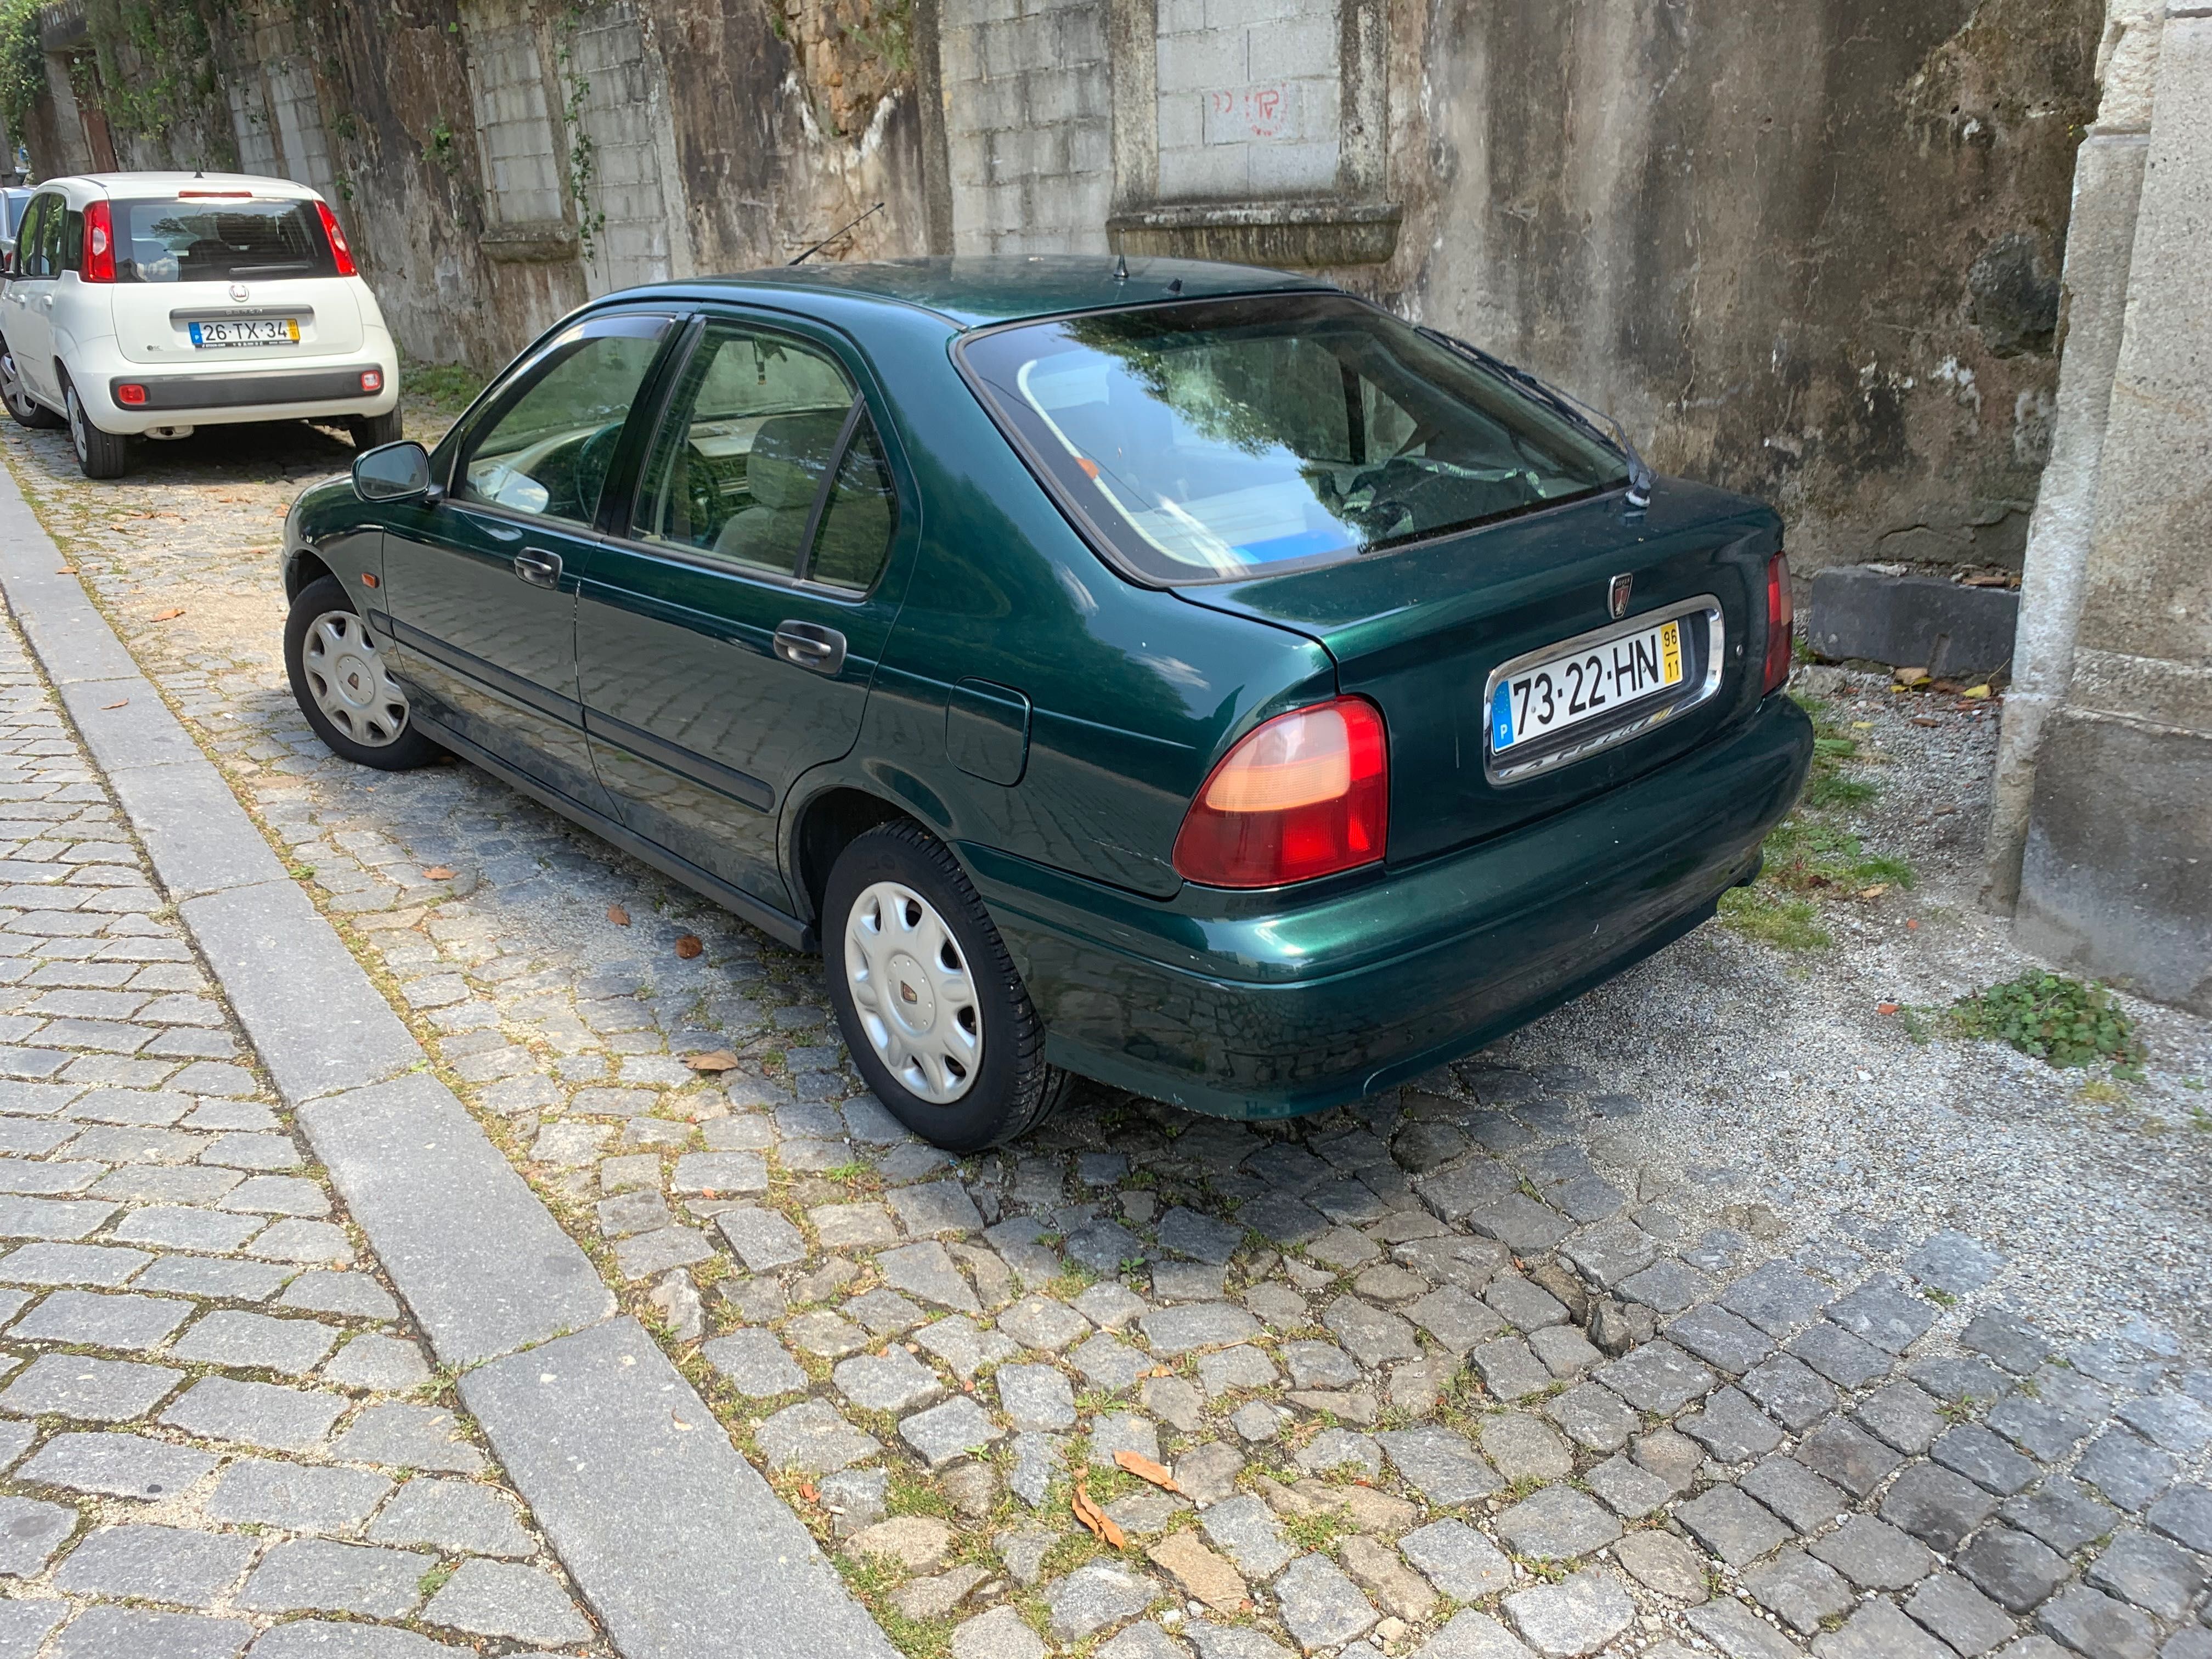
[278,257,1812,1150]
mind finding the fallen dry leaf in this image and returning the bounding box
[798,1481,819,1502]
[684,1049,741,1073]
[53,568,74,575]
[150,607,185,622]
[607,904,630,926]
[101,699,128,710]
[1072,1481,1126,1550]
[671,1413,695,1431]
[1115,1451,1182,1494]
[1962,684,1993,700]
[1877,1002,1900,1015]
[1859,884,1888,900]
[675,934,703,959]
[1905,918,1920,932]
[422,866,455,881]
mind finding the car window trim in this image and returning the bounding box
[442,309,682,531]
[614,308,895,598]
[947,292,1635,590]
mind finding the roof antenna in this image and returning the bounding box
[789,201,884,266]
[1113,252,1128,282]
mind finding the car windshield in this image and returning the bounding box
[114,198,338,284]
[962,294,1629,583]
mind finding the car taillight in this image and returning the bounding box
[1173,697,1388,888]
[317,201,357,276]
[359,370,382,393]
[1763,550,1794,695]
[82,201,114,283]
[115,383,146,405]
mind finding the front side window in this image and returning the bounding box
[632,321,895,589]
[112,198,337,283]
[961,294,1629,583]
[457,317,672,527]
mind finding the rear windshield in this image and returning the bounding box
[112,198,338,284]
[961,294,1629,583]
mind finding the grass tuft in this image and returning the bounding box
[1950,972,2146,1074]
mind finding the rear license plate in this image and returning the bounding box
[189,318,300,348]
[1491,617,1684,753]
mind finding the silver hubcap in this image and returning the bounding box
[845,881,981,1105]
[67,390,85,459]
[1,353,25,414]
[302,610,410,747]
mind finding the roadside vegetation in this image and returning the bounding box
[1719,690,1913,951]
[1949,971,2147,1076]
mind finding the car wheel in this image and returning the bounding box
[284,574,443,770]
[350,409,403,450]
[825,820,1072,1151]
[65,381,130,479]
[0,345,60,430]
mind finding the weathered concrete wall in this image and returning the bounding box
[20,0,2100,583]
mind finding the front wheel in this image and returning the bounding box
[1,345,61,430]
[283,574,443,770]
[824,820,1071,1151]
[66,381,130,478]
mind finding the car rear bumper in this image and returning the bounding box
[966,693,1814,1119]
[109,364,387,413]
[61,332,398,432]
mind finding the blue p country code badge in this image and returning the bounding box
[1491,682,1515,751]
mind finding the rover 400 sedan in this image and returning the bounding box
[278,257,1812,1150]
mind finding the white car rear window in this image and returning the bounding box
[115,199,338,284]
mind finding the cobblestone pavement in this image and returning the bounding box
[4,419,2210,1659]
[0,583,609,1653]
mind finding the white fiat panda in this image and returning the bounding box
[0,172,400,478]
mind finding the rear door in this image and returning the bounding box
[2,193,62,402]
[575,310,912,913]
[104,191,363,366]
[375,310,677,811]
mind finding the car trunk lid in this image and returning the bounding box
[1173,481,1784,864]
[111,274,364,366]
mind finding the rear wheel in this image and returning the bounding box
[824,820,1071,1151]
[65,381,129,479]
[350,409,403,450]
[0,343,60,429]
[284,574,442,770]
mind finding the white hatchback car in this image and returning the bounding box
[0,172,400,478]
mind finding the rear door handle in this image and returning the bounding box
[512,549,562,589]
[773,620,847,675]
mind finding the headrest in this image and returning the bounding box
[746,410,845,510]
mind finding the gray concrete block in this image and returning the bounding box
[297,1074,612,1368]
[55,679,205,774]
[18,1431,219,1499]
[1806,566,2021,675]
[48,1606,250,1659]
[461,1316,902,1659]
[179,881,419,1106]
[54,1522,256,1605]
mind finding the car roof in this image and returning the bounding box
[647,255,1334,329]
[35,172,323,201]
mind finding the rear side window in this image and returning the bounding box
[961,294,1629,583]
[11,195,48,275]
[112,198,338,283]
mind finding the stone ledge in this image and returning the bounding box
[1806,565,2020,677]
[1106,200,1402,268]
[482,222,582,264]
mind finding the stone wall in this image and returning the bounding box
[19,0,2103,581]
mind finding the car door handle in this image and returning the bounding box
[773,621,846,675]
[512,550,562,589]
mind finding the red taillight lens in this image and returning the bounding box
[115,383,146,406]
[360,370,383,393]
[1763,551,1794,695]
[82,201,114,283]
[317,201,357,276]
[1173,697,1388,888]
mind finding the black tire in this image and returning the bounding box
[823,820,1072,1152]
[65,380,129,479]
[284,574,443,770]
[351,408,404,449]
[0,342,61,429]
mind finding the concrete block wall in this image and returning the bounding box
[1155,0,1339,201]
[227,78,281,178]
[466,19,566,227]
[941,0,1114,253]
[568,2,677,291]
[266,56,338,201]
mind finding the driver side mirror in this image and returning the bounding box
[353,440,433,503]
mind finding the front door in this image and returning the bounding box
[577,313,911,913]
[374,311,675,813]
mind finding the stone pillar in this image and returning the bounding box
[2012,5,2212,1014]
[1983,0,2163,910]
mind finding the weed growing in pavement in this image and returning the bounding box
[1950,972,2147,1075]
[1721,692,1915,953]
